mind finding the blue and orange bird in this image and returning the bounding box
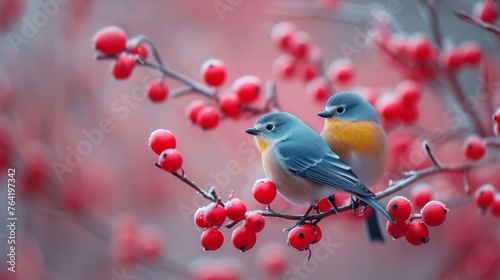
[318,92,389,242]
[245,112,393,232]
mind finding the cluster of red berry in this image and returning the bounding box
[385,196,448,246]
[110,213,165,264]
[270,22,354,102]
[149,129,183,172]
[473,0,498,25]
[375,80,422,126]
[474,184,500,216]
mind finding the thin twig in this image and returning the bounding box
[455,11,500,36]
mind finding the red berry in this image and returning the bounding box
[411,183,434,209]
[306,78,329,103]
[493,108,500,126]
[406,33,437,62]
[273,54,297,79]
[474,0,498,25]
[244,213,265,233]
[201,59,227,87]
[421,201,448,227]
[186,100,205,124]
[395,80,421,105]
[252,179,277,205]
[302,63,317,82]
[491,194,500,217]
[289,31,311,59]
[386,196,412,222]
[441,47,465,71]
[225,198,247,221]
[311,225,322,244]
[194,207,209,229]
[204,202,227,228]
[474,184,496,210]
[256,242,288,276]
[405,221,430,246]
[147,82,169,102]
[399,103,419,124]
[93,26,127,55]
[328,59,354,84]
[233,76,261,103]
[495,123,500,137]
[149,129,176,155]
[270,22,296,51]
[461,41,482,66]
[231,226,257,252]
[316,197,332,213]
[111,55,136,80]
[386,220,408,239]
[463,136,486,160]
[200,228,224,251]
[136,226,165,260]
[287,225,314,250]
[197,107,220,129]
[158,149,183,173]
[219,94,241,119]
[127,43,149,60]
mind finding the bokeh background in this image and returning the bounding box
[1,0,500,279]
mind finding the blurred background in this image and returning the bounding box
[0,0,500,279]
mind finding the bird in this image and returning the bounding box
[318,92,389,242]
[245,111,394,232]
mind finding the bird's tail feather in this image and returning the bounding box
[361,196,394,223]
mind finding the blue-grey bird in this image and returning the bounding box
[318,92,389,242]
[245,112,394,231]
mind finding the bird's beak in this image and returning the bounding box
[245,127,260,136]
[318,110,333,118]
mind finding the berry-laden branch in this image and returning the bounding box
[455,11,500,36]
[92,27,283,130]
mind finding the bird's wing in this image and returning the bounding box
[275,139,375,198]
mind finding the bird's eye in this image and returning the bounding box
[266,124,274,131]
[336,106,345,114]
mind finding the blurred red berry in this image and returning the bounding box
[411,183,434,209]
[473,0,498,25]
[386,196,412,222]
[197,107,220,129]
[270,22,296,51]
[463,136,486,160]
[194,207,209,229]
[461,41,482,66]
[244,213,265,233]
[111,55,136,80]
[491,194,500,217]
[225,198,247,221]
[311,224,322,244]
[147,82,168,102]
[302,63,317,82]
[287,225,315,250]
[0,0,23,30]
[127,43,149,60]
[395,80,421,105]
[233,76,261,103]
[421,201,448,227]
[305,78,329,103]
[252,179,277,204]
[201,59,227,87]
[406,33,437,62]
[380,97,404,121]
[219,94,241,119]
[186,100,205,123]
[273,54,297,79]
[328,59,354,84]
[62,186,85,213]
[93,26,127,55]
[289,31,311,59]
[405,221,430,246]
[231,226,257,252]
[204,203,227,228]
[493,108,500,126]
[474,184,496,210]
[149,129,176,155]
[441,47,465,71]
[256,242,289,276]
[386,220,408,239]
[158,149,182,173]
[400,104,419,124]
[316,197,333,213]
[200,228,224,251]
[136,226,165,260]
[495,123,500,137]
